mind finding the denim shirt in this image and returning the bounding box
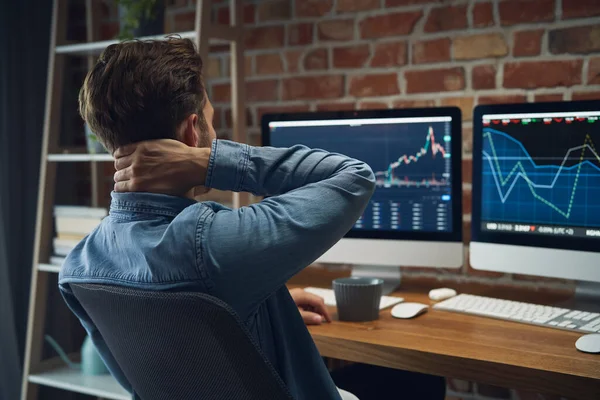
[59,139,375,400]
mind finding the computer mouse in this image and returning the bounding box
[575,334,600,354]
[429,288,457,301]
[391,303,428,319]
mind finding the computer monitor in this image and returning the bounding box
[471,101,600,289]
[262,108,463,281]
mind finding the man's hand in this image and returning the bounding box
[289,288,332,325]
[113,139,211,195]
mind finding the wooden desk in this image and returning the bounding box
[288,269,600,400]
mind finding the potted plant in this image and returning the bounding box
[116,0,165,40]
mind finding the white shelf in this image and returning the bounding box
[47,153,113,162]
[29,366,130,400]
[55,31,229,55]
[38,263,61,273]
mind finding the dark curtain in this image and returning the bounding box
[0,0,53,398]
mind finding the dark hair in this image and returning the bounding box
[79,37,207,153]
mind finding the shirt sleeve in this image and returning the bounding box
[199,140,375,320]
[59,284,135,397]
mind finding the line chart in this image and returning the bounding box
[375,126,450,188]
[482,127,600,225]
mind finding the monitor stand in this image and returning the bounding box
[559,281,600,313]
[351,265,402,295]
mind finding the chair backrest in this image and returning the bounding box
[70,284,294,400]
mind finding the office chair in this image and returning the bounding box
[70,284,295,400]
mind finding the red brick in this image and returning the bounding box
[463,125,473,155]
[349,74,400,97]
[550,25,600,54]
[371,42,407,67]
[462,158,473,185]
[258,0,290,21]
[333,45,371,68]
[288,23,313,46]
[358,101,388,110]
[405,68,465,93]
[318,19,354,41]
[386,0,440,5]
[513,29,544,57]
[535,93,563,102]
[392,99,436,108]
[304,48,329,70]
[499,0,554,26]
[283,76,344,100]
[99,22,119,40]
[441,97,474,122]
[216,4,256,25]
[245,55,253,76]
[285,50,302,73]
[453,33,508,60]
[296,0,333,17]
[425,5,468,32]
[205,58,222,79]
[463,220,471,243]
[257,105,311,122]
[503,60,582,88]
[245,26,285,50]
[563,0,600,19]
[463,188,472,214]
[360,11,422,39]
[589,57,600,85]
[572,92,600,101]
[472,64,497,89]
[224,108,253,128]
[337,0,380,12]
[316,102,356,111]
[255,54,284,75]
[473,2,494,28]
[212,80,279,103]
[412,38,450,64]
[478,95,527,105]
[173,11,195,31]
[246,80,279,102]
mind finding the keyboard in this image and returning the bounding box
[433,294,600,334]
[304,287,404,310]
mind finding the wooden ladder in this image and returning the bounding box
[21,1,248,398]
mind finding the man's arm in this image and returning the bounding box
[199,140,374,318]
[113,139,375,319]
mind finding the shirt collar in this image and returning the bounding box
[110,191,196,218]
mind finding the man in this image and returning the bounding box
[59,38,445,400]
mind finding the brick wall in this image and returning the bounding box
[151,0,600,294]
[93,1,599,399]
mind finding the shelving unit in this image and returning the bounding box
[21,1,248,399]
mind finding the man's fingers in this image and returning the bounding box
[113,168,131,183]
[114,155,133,171]
[113,143,138,159]
[299,309,323,325]
[113,181,130,192]
[313,302,332,322]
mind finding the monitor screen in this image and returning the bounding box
[473,101,600,252]
[262,108,462,242]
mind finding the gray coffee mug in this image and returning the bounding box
[333,277,384,322]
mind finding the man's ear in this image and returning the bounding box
[181,114,199,147]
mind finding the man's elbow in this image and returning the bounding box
[360,163,376,194]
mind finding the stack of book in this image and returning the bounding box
[50,206,108,266]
